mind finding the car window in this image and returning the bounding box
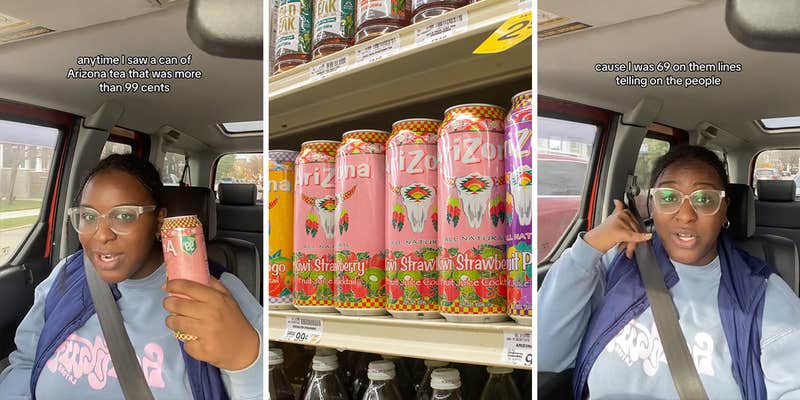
[633,137,671,218]
[0,119,60,265]
[538,117,598,262]
[753,149,800,198]
[163,152,186,186]
[214,153,264,201]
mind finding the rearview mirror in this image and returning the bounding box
[186,0,263,60]
[726,0,800,52]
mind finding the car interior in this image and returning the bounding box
[0,0,262,373]
[538,0,800,397]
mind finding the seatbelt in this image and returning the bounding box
[83,254,155,400]
[625,188,709,400]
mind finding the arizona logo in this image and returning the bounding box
[334,184,357,235]
[301,194,337,238]
[389,182,435,233]
[455,173,493,229]
[509,165,532,226]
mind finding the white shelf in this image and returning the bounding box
[268,0,531,141]
[269,310,532,370]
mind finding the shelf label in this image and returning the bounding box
[473,11,532,54]
[502,331,532,367]
[310,55,349,81]
[355,34,400,65]
[283,316,324,344]
[415,10,468,46]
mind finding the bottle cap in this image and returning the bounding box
[424,359,449,368]
[268,348,284,366]
[312,354,339,372]
[431,368,461,390]
[316,347,337,357]
[487,366,514,374]
[368,360,396,381]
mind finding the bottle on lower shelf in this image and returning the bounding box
[362,360,404,400]
[430,368,463,400]
[479,367,521,400]
[416,359,449,400]
[303,354,351,400]
[270,348,297,400]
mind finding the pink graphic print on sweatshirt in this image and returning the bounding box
[45,333,166,390]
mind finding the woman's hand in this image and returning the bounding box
[163,278,260,371]
[584,199,652,258]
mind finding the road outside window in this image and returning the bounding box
[215,153,264,201]
[754,149,800,199]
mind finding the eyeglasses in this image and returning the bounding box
[67,205,157,235]
[649,188,726,216]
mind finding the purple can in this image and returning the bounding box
[505,90,532,325]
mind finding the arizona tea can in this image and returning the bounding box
[438,104,508,323]
[505,91,532,325]
[269,150,299,310]
[334,130,391,315]
[274,0,313,73]
[162,215,211,292]
[385,119,441,319]
[293,141,339,312]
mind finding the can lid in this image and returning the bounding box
[443,103,506,115]
[268,149,300,155]
[300,140,340,146]
[161,215,202,230]
[487,366,514,374]
[511,90,532,102]
[368,360,396,380]
[268,348,284,365]
[342,129,391,143]
[391,118,442,127]
[424,359,449,368]
[431,368,461,390]
[312,354,339,371]
[315,347,337,356]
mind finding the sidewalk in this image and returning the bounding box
[0,209,39,219]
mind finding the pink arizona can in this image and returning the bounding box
[161,215,211,297]
[505,90,532,325]
[385,119,441,319]
[334,129,391,316]
[438,104,508,323]
[293,140,340,312]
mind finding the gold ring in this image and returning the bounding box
[174,331,198,342]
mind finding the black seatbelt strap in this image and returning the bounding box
[83,254,155,400]
[626,184,708,400]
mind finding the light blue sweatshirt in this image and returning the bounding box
[0,257,263,400]
[538,234,800,399]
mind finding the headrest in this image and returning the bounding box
[757,179,796,202]
[218,183,257,206]
[726,183,755,239]
[161,186,217,240]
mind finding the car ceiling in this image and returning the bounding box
[539,0,800,151]
[0,0,262,152]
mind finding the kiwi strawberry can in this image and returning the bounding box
[334,129,391,315]
[293,141,339,312]
[437,104,508,323]
[161,215,211,292]
[268,150,299,309]
[385,119,441,319]
[505,90,532,324]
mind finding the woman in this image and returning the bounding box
[539,146,800,399]
[0,154,262,399]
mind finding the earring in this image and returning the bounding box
[723,220,731,229]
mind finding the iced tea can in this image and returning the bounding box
[161,215,211,293]
[505,91,532,325]
[386,119,441,319]
[438,104,508,323]
[293,141,340,312]
[334,129,391,315]
[269,150,299,310]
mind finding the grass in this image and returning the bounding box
[0,216,38,230]
[0,199,42,213]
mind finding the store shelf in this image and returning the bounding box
[269,310,532,370]
[268,0,531,143]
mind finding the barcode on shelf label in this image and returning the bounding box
[310,55,349,81]
[415,11,468,46]
[355,34,399,65]
[501,331,532,367]
[283,316,323,344]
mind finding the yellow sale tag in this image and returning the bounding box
[473,11,532,54]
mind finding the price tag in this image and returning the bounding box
[310,55,349,81]
[501,331,532,367]
[473,11,532,54]
[355,34,400,65]
[415,11,468,46]
[283,316,323,344]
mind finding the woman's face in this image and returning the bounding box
[78,170,166,283]
[651,159,728,266]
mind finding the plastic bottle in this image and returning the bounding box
[303,354,350,400]
[351,351,382,398]
[380,355,415,398]
[416,360,449,400]
[430,368,462,400]
[362,360,403,400]
[312,0,355,59]
[270,348,297,400]
[478,367,521,400]
[301,348,344,396]
[274,0,313,73]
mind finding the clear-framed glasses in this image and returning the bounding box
[67,205,157,235]
[649,188,726,216]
